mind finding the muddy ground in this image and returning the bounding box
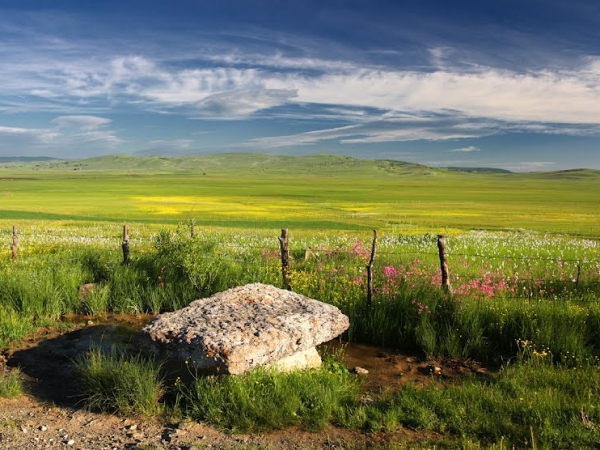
[0,315,492,449]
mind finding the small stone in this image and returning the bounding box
[353,366,369,375]
[359,394,374,404]
[66,439,75,446]
[39,425,48,432]
[20,425,27,433]
[426,364,442,375]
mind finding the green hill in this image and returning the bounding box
[26,153,436,177]
[9,153,600,180]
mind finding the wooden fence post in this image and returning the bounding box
[575,263,581,288]
[278,228,291,290]
[437,234,452,295]
[189,219,196,238]
[11,225,18,261]
[366,229,378,307]
[122,225,130,265]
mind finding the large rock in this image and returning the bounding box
[135,283,349,375]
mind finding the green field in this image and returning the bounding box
[1,154,600,448]
[1,153,599,236]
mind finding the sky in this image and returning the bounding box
[1,0,600,171]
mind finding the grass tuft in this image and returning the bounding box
[0,369,23,398]
[74,348,164,417]
[175,357,360,433]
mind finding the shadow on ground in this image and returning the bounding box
[6,324,136,406]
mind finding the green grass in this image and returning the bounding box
[337,360,600,449]
[0,369,23,398]
[0,153,599,236]
[0,154,598,446]
[175,357,359,433]
[74,348,164,416]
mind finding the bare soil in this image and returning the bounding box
[0,315,492,449]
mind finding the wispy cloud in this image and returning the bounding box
[1,6,600,168]
[3,29,600,136]
[0,116,121,158]
[51,115,112,130]
[450,146,480,152]
[195,89,297,118]
[242,115,497,149]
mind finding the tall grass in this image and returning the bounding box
[0,223,595,447]
[337,359,600,449]
[175,357,359,433]
[0,369,23,398]
[0,226,598,364]
[74,348,164,416]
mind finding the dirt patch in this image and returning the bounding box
[0,315,493,449]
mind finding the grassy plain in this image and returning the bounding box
[1,154,600,448]
[0,153,599,236]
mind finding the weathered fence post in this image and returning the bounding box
[437,234,452,295]
[366,229,378,307]
[11,225,18,261]
[189,219,196,238]
[278,228,291,290]
[575,263,581,288]
[122,225,130,265]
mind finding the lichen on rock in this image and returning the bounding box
[135,283,349,374]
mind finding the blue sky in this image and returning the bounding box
[1,0,600,171]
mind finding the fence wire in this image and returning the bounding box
[5,226,600,302]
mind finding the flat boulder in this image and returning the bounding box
[135,283,349,375]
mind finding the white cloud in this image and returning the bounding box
[450,146,480,152]
[195,89,297,117]
[2,20,600,148]
[0,117,121,158]
[245,116,496,149]
[4,42,600,131]
[51,115,112,130]
[276,63,600,125]
[0,125,58,145]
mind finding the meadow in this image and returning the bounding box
[1,153,599,236]
[1,154,600,448]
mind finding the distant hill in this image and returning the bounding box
[4,153,600,179]
[25,153,438,177]
[524,168,600,180]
